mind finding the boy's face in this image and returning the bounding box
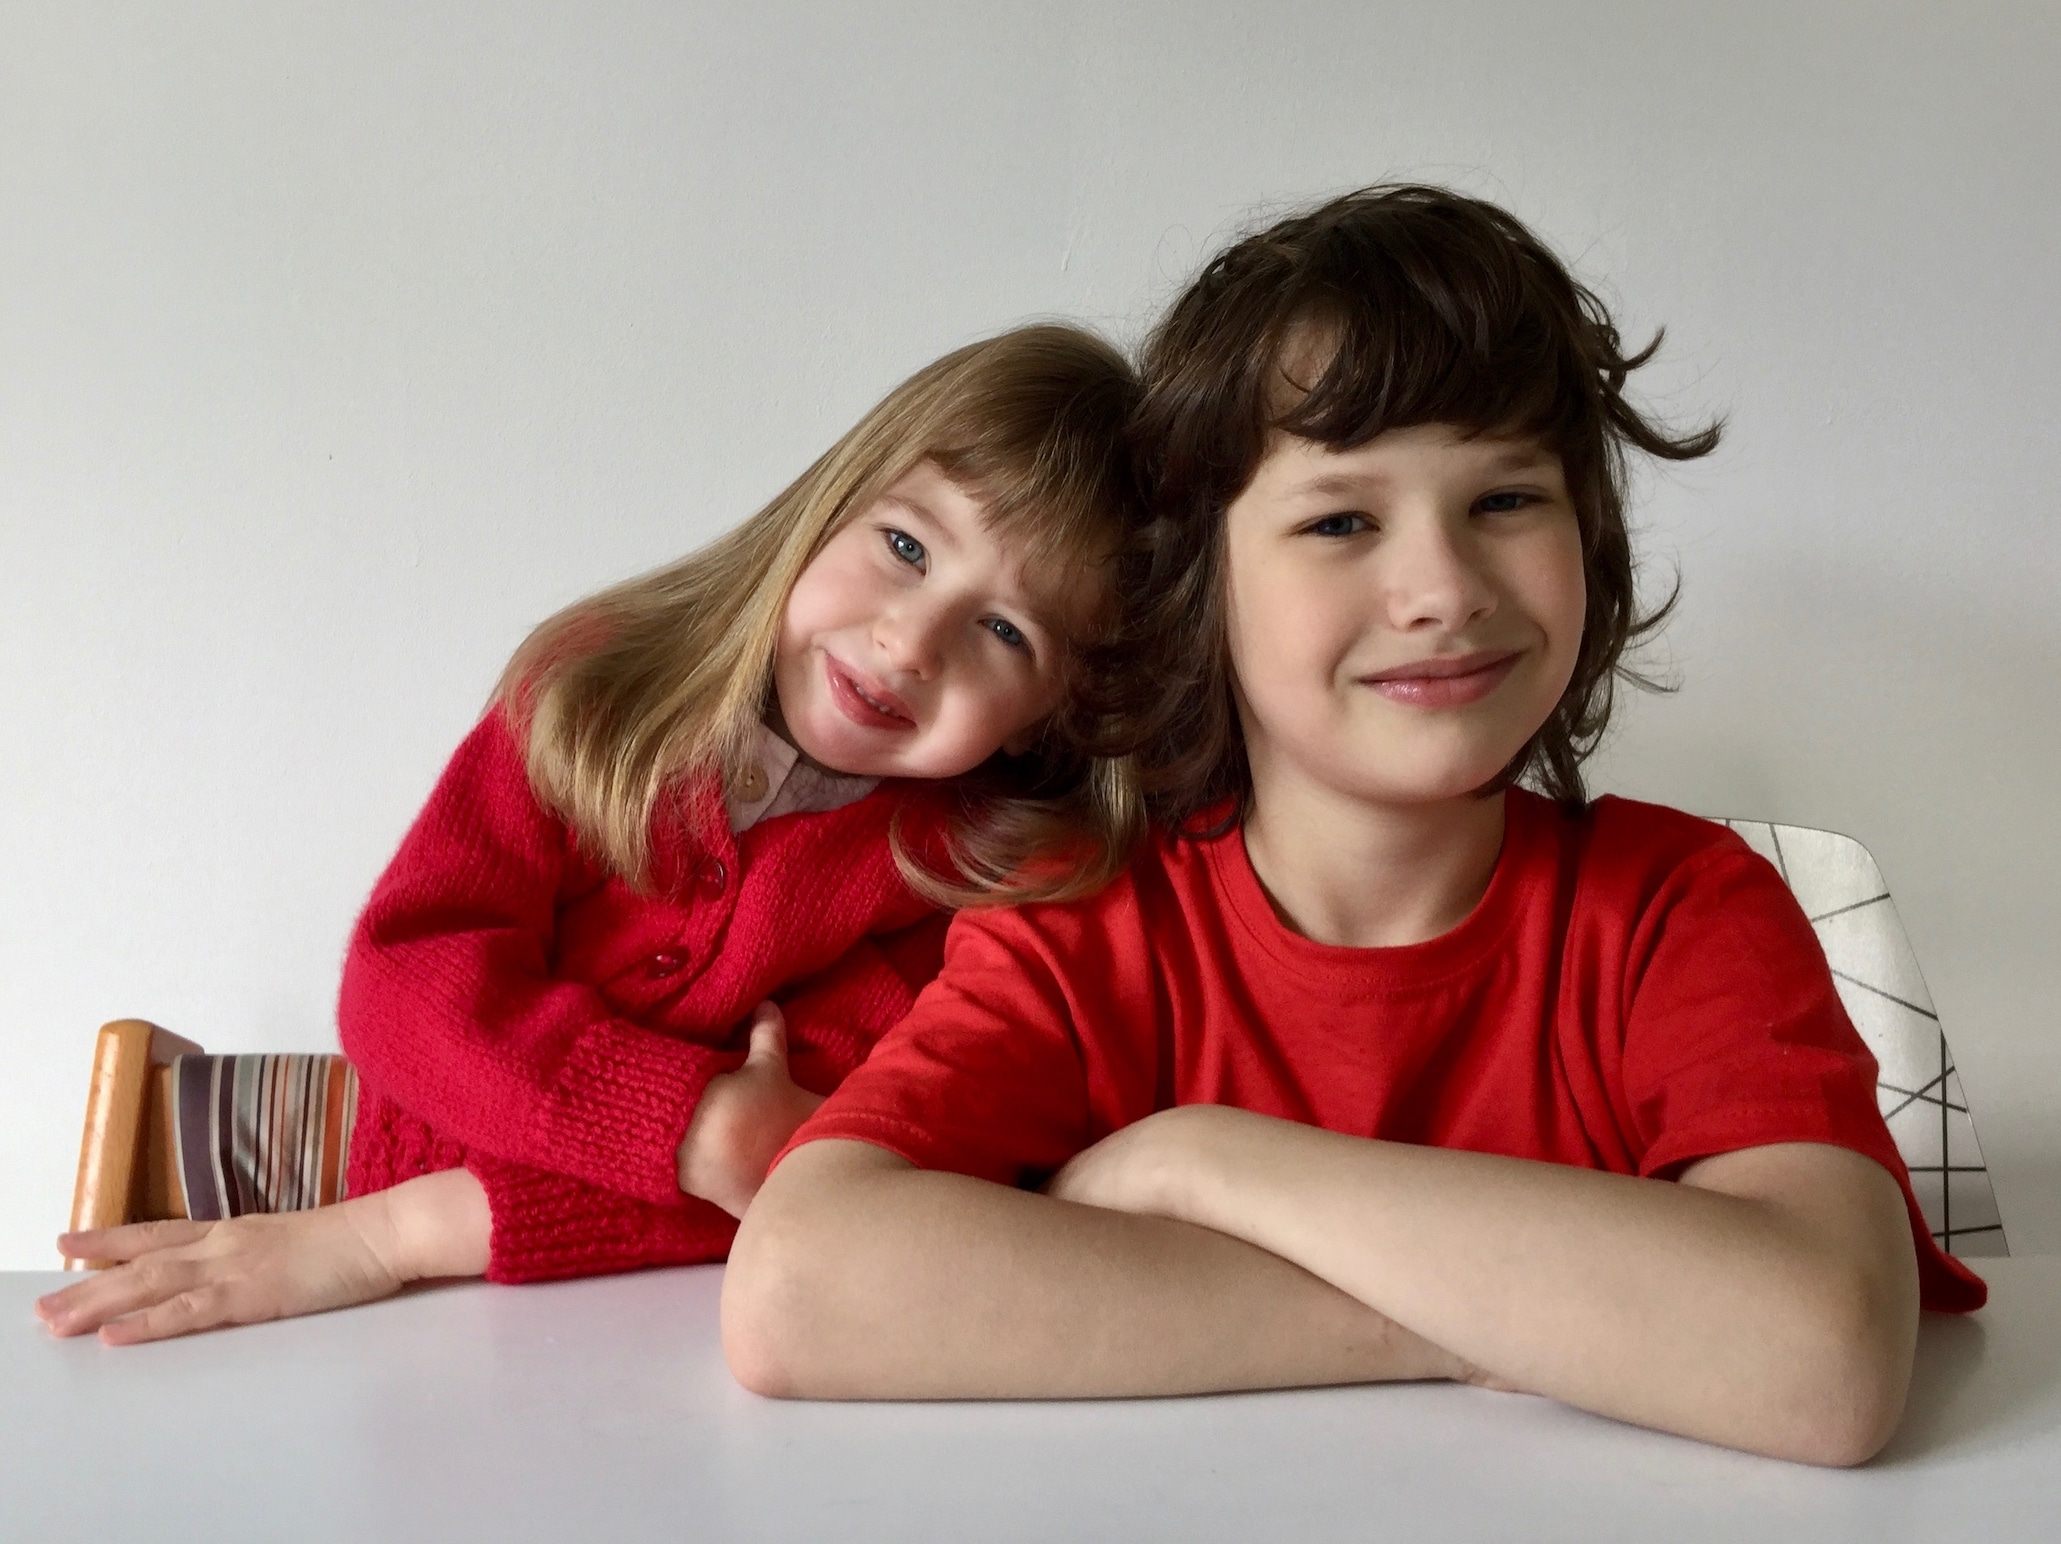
[774,460,1074,781]
[1223,424,1586,812]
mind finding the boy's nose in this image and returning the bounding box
[1383,519,1496,631]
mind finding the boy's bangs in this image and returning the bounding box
[1270,292,1591,457]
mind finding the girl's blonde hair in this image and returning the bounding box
[493,323,1144,906]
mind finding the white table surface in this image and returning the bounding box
[5,1258,2057,1543]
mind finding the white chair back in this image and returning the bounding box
[1718,820,2006,1258]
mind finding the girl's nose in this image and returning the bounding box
[873,603,946,678]
[1382,516,1497,632]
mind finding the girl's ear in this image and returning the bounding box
[1002,720,1046,758]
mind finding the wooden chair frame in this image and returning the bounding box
[68,1019,202,1266]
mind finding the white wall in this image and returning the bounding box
[4,1,2057,1266]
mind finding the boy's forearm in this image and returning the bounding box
[1127,1109,1918,1465]
[722,1140,1459,1400]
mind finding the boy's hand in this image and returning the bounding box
[38,1201,409,1346]
[1045,1107,1505,1390]
[677,1002,823,1219]
[1043,1105,1225,1219]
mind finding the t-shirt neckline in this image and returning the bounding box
[1204,789,1547,992]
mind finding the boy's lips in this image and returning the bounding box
[825,656,917,731]
[1359,649,1521,709]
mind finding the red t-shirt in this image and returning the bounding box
[792,789,1984,1313]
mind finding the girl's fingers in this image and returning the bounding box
[744,1001,788,1065]
[57,1219,214,1262]
[99,1284,237,1347]
[38,1254,201,1337]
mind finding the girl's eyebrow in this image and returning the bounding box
[876,493,964,553]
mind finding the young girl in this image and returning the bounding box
[39,322,1143,1341]
[722,187,1986,1466]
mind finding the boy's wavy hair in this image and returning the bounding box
[495,323,1145,906]
[1099,184,1721,829]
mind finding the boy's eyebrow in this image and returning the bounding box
[1475,440,1560,473]
[1284,443,1561,499]
[1285,472,1377,501]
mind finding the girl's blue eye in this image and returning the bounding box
[986,618,1029,651]
[1476,491,1532,515]
[1307,513,1368,538]
[886,529,926,567]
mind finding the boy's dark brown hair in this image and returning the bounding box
[1094,183,1720,827]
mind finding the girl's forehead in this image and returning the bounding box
[874,464,1112,639]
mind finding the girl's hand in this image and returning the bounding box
[678,1002,824,1219]
[36,1168,491,1346]
[38,1203,408,1346]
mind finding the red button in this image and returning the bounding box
[648,953,685,975]
[696,857,728,895]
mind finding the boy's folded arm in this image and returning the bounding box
[720,1138,1466,1401]
[1052,1107,1919,1467]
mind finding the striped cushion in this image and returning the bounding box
[169,1054,358,1220]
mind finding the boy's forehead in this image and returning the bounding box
[1255,424,1560,482]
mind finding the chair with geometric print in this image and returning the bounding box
[1718,820,2008,1259]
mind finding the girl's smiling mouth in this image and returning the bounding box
[1358,649,1521,709]
[825,655,918,731]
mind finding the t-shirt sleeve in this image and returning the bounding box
[1619,840,1986,1312]
[776,905,1100,1188]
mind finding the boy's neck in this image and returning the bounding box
[1240,769,1507,950]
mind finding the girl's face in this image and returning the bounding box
[1224,424,1587,813]
[774,460,1079,780]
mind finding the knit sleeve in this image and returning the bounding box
[463,916,944,1281]
[337,711,728,1207]
[471,1154,738,1283]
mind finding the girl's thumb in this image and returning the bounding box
[745,1001,788,1065]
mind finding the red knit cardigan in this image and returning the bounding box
[338,710,948,1282]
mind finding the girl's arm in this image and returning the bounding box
[1051,1112,1919,1465]
[341,711,734,1205]
[44,1001,836,1341]
[723,1139,1469,1400]
[39,1168,492,1344]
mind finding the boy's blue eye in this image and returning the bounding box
[986,618,1030,651]
[885,529,926,567]
[1307,512,1368,538]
